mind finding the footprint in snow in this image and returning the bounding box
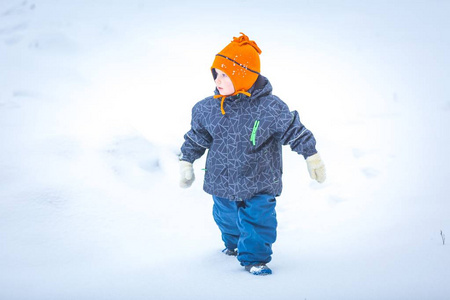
[328,195,346,205]
[105,135,160,174]
[352,148,365,159]
[361,167,379,178]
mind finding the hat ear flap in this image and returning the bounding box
[211,68,218,80]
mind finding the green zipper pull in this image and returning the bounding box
[250,120,260,146]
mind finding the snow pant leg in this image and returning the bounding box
[212,195,240,250]
[237,194,277,266]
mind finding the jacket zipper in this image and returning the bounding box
[250,120,260,146]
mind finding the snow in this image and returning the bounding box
[1,0,450,299]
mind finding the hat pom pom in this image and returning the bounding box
[233,32,262,54]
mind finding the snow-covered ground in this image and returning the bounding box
[1,0,449,299]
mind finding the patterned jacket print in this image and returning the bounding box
[181,75,318,201]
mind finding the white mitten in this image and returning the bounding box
[306,153,326,183]
[179,160,195,188]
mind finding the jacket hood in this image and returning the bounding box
[247,75,272,99]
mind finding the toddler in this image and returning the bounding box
[179,33,326,276]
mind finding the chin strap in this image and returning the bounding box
[214,91,251,115]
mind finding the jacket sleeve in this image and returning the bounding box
[275,105,318,159]
[180,103,213,163]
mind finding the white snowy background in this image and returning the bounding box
[1,0,449,299]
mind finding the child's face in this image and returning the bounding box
[214,68,235,96]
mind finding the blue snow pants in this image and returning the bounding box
[212,194,277,266]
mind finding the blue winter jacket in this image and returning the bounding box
[181,75,317,201]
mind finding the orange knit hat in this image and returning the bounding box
[211,33,262,93]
